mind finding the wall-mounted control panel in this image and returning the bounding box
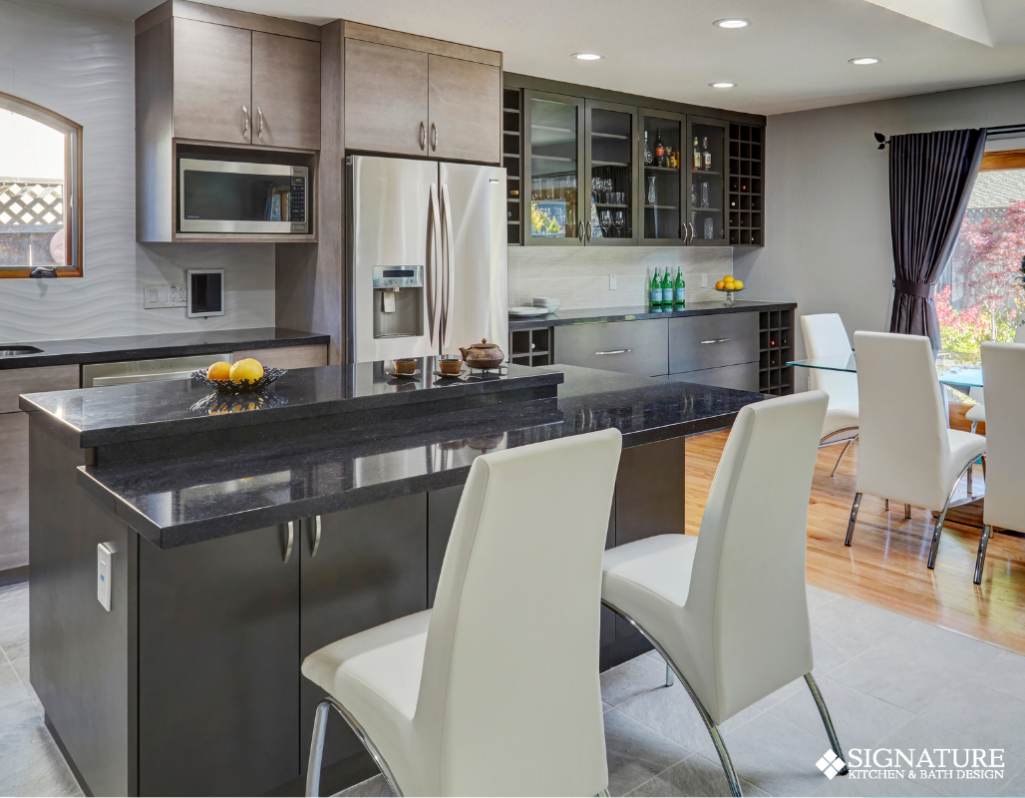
[144,282,187,309]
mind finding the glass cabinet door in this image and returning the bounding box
[686,117,728,246]
[585,101,638,245]
[523,91,585,245]
[639,110,685,245]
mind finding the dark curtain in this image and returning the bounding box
[888,128,987,347]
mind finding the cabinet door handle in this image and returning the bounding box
[687,222,695,243]
[256,107,263,139]
[586,221,592,242]
[700,338,731,345]
[419,121,427,151]
[595,348,633,356]
[430,122,438,151]
[242,105,249,138]
[310,515,322,558]
[283,521,295,563]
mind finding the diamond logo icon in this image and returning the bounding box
[816,750,844,779]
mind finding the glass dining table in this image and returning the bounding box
[787,351,984,390]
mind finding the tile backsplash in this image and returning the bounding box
[508,247,734,309]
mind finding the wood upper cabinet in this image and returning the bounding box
[344,40,430,156]
[252,31,322,150]
[168,18,321,149]
[427,55,500,163]
[173,18,253,145]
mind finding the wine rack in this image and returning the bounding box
[503,87,523,245]
[728,123,763,247]
[758,309,792,395]
[509,326,553,367]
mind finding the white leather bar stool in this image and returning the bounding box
[974,342,1025,583]
[845,332,987,569]
[601,391,844,798]
[302,429,622,797]
[801,314,859,476]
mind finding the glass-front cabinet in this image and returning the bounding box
[585,101,638,246]
[686,116,728,246]
[524,92,585,245]
[639,109,685,245]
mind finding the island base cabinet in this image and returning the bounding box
[299,496,428,794]
[138,526,301,797]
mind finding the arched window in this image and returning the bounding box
[0,92,82,277]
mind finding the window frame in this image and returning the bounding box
[0,91,83,278]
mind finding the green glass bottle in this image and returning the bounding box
[650,268,663,310]
[674,267,686,308]
[662,267,674,309]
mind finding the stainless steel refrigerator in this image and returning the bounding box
[346,155,507,364]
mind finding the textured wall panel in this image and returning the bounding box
[0,1,276,342]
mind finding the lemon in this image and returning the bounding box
[715,280,726,290]
[206,361,232,381]
[230,358,264,384]
[734,279,744,290]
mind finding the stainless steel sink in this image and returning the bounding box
[0,346,42,357]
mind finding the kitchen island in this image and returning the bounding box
[22,361,762,797]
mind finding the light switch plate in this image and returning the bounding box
[609,275,617,290]
[144,282,187,309]
[97,543,113,611]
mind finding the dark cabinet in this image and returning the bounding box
[299,497,428,783]
[687,117,729,247]
[640,109,687,245]
[586,100,639,246]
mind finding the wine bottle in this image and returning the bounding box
[662,268,674,308]
[675,268,686,307]
[650,268,663,309]
[703,137,712,170]
[643,131,653,165]
[655,128,665,168]
[693,137,701,170]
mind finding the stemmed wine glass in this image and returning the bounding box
[613,210,625,236]
[600,209,612,237]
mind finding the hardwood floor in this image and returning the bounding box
[685,430,1025,654]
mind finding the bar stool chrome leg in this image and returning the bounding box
[805,674,848,775]
[665,661,675,687]
[307,698,403,797]
[974,524,992,585]
[845,493,862,546]
[927,459,977,570]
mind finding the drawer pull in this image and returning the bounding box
[700,338,731,345]
[595,348,633,356]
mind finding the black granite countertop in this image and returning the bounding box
[73,365,762,548]
[21,360,562,448]
[0,327,329,370]
[509,300,797,330]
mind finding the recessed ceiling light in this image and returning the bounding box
[572,53,604,61]
[849,57,881,65]
[713,18,750,29]
[710,82,737,89]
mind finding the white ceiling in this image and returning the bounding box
[31,0,1025,116]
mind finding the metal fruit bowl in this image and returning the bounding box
[191,367,287,394]
[715,286,743,308]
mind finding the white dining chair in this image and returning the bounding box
[601,391,843,797]
[302,428,622,797]
[801,314,859,476]
[974,342,1024,584]
[846,332,987,569]
[964,324,1025,433]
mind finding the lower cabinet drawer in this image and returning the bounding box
[669,312,758,373]
[554,319,668,376]
[664,362,760,392]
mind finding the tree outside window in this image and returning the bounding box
[936,150,1025,354]
[0,92,82,277]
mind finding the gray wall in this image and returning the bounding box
[0,1,275,343]
[735,79,1025,389]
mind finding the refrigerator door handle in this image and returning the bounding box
[427,184,442,350]
[441,184,455,349]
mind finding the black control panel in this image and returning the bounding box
[290,175,306,223]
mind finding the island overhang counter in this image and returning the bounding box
[22,361,762,797]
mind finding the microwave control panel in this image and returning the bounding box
[290,173,306,230]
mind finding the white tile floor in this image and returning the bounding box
[2,580,1024,797]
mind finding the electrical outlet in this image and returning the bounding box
[144,282,187,309]
[701,273,708,288]
[609,275,617,290]
[97,542,113,611]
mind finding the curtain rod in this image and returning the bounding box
[874,124,1024,149]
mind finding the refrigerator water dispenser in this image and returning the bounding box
[372,265,424,339]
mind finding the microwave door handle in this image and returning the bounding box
[427,184,442,351]
[441,184,455,350]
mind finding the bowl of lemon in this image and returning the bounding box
[192,358,286,394]
[714,275,744,307]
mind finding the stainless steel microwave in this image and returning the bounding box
[178,159,309,234]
